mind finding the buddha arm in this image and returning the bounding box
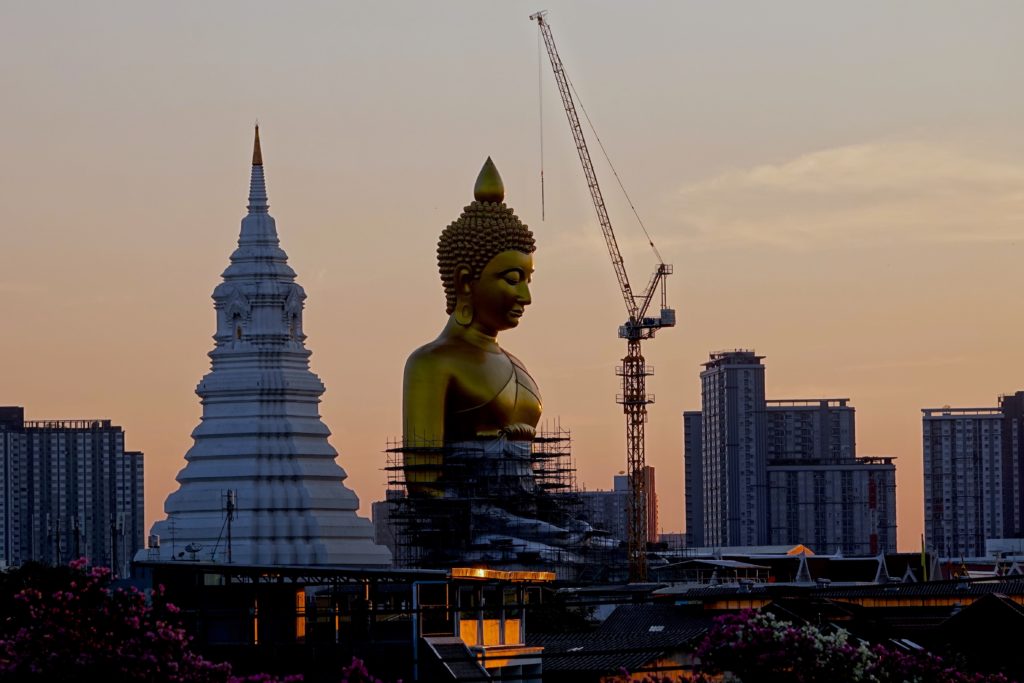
[402,350,449,447]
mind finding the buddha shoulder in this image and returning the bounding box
[404,336,477,379]
[404,340,452,378]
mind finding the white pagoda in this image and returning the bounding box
[141,127,391,567]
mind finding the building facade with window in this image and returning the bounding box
[697,350,769,547]
[0,406,143,574]
[923,405,1008,558]
[577,468,658,544]
[766,399,856,462]
[766,456,896,555]
[764,398,896,554]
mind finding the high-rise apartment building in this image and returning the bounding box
[0,407,143,575]
[923,404,1010,557]
[685,352,897,554]
[698,350,768,547]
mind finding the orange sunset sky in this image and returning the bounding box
[3,2,1023,551]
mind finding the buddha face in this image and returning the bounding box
[467,249,534,336]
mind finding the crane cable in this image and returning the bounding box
[566,74,663,264]
[538,44,664,265]
[538,29,546,221]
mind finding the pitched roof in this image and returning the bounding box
[600,603,710,635]
[527,603,710,673]
[529,630,706,673]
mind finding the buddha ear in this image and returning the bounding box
[455,264,474,295]
[453,264,475,326]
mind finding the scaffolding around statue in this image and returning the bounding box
[384,423,623,581]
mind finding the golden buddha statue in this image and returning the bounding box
[402,158,542,496]
[398,165,618,568]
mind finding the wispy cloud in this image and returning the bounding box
[0,282,45,295]
[841,354,972,373]
[674,142,1024,250]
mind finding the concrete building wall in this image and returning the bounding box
[766,399,856,462]
[578,488,629,542]
[923,407,1005,558]
[683,411,703,548]
[0,419,23,568]
[999,392,1024,538]
[611,468,658,543]
[767,458,896,555]
[645,466,658,542]
[371,498,396,557]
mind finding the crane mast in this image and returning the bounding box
[531,10,676,582]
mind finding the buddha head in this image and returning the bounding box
[437,158,536,335]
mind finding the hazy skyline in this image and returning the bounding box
[3,2,1022,551]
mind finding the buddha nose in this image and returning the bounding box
[518,282,532,306]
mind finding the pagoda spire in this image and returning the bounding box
[247,124,269,214]
[252,123,263,166]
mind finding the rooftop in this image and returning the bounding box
[922,407,1001,417]
[703,349,764,368]
[766,398,850,408]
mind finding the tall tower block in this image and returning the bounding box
[142,128,390,567]
[700,350,769,548]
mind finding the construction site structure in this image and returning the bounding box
[531,10,676,581]
[384,424,623,582]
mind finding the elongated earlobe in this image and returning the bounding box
[455,301,474,326]
[453,265,474,326]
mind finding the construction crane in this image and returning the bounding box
[531,10,675,582]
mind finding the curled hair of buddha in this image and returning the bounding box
[437,158,535,314]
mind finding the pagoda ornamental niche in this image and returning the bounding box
[142,127,391,567]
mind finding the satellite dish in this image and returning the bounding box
[184,543,203,553]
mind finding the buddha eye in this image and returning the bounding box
[502,270,524,285]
